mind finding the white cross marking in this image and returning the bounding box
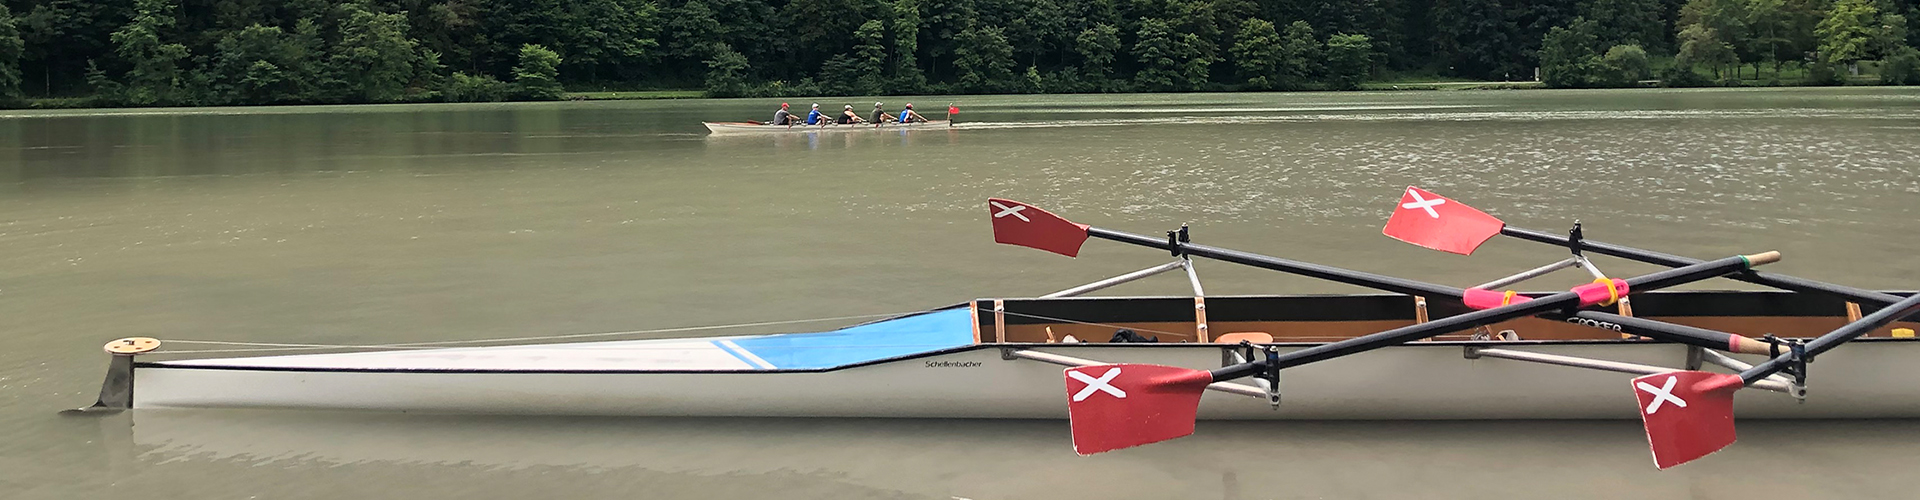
[1636,375,1688,415]
[1069,367,1126,401]
[991,201,1031,222]
[1401,188,1446,218]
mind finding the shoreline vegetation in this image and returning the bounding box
[0,0,1913,111]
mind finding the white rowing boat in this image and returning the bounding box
[702,120,949,134]
[71,188,1920,469]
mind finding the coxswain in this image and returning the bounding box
[899,103,928,123]
[772,103,795,126]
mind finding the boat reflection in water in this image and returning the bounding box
[94,410,1920,500]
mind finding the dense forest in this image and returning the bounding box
[0,0,1916,107]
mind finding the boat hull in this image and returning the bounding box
[703,121,950,134]
[131,339,1920,419]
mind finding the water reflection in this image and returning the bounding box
[94,410,1920,500]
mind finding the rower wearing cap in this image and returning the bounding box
[804,103,825,125]
[837,104,865,124]
[870,102,897,125]
[772,102,796,126]
[899,103,928,123]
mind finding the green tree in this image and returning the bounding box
[891,0,927,92]
[1680,0,1753,78]
[703,43,750,97]
[1075,23,1120,89]
[1540,18,1605,88]
[110,0,190,105]
[514,44,564,100]
[1322,32,1373,89]
[1133,18,1179,91]
[1677,24,1738,79]
[328,2,422,102]
[1433,0,1517,79]
[559,0,659,81]
[954,25,1015,93]
[1578,0,1667,51]
[1882,45,1920,84]
[1816,0,1882,73]
[1745,0,1795,77]
[0,4,23,101]
[1602,44,1650,84]
[1278,21,1321,89]
[853,20,887,94]
[208,24,319,104]
[1232,18,1283,89]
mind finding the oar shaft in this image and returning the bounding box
[1212,254,1770,380]
[1500,226,1903,307]
[1087,228,1464,298]
[1739,291,1920,385]
[1089,227,1764,353]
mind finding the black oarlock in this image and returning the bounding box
[1567,221,1584,257]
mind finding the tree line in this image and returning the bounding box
[1540,0,1919,86]
[0,0,1915,107]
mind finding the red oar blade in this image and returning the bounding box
[1065,364,1212,455]
[1633,371,1742,469]
[988,198,1092,257]
[1381,186,1506,255]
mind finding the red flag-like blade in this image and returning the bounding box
[988,198,1092,257]
[1633,371,1742,469]
[1065,364,1213,455]
[1381,186,1507,255]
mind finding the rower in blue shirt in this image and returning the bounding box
[899,103,928,123]
[805,103,825,125]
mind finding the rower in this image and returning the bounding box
[899,103,928,123]
[772,103,795,126]
[805,103,824,125]
[837,104,865,124]
[870,102,897,125]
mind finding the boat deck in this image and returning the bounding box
[157,309,975,372]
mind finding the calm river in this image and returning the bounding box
[4,88,1919,499]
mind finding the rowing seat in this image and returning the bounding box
[1213,332,1274,344]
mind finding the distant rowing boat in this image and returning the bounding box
[703,120,949,134]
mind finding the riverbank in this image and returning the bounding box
[10,78,1909,109]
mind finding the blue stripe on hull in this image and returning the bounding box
[729,308,974,369]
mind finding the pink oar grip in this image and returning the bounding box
[1571,279,1630,307]
[1462,288,1532,310]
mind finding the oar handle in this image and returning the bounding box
[1209,252,1774,381]
[1087,225,1773,354]
[1501,226,1899,306]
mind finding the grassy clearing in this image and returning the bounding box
[1359,81,1546,90]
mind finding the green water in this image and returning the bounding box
[3,88,1919,499]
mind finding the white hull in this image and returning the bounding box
[133,340,1920,419]
[703,121,950,134]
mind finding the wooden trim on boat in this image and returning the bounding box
[970,301,982,344]
[993,299,1006,343]
[1194,296,1210,343]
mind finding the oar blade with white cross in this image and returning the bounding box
[1064,364,1213,455]
[1380,186,1507,255]
[988,198,1093,257]
[1632,371,1742,469]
